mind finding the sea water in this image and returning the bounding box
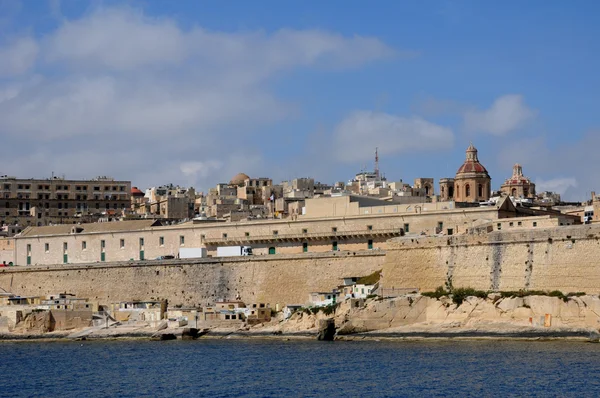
[1,339,600,397]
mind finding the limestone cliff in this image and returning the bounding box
[277,294,600,339]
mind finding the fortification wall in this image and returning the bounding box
[0,252,384,308]
[382,224,600,293]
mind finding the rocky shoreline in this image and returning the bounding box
[3,294,600,343]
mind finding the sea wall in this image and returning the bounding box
[0,251,384,307]
[382,224,600,293]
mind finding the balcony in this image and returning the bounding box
[203,227,404,245]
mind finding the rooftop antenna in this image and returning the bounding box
[375,147,380,179]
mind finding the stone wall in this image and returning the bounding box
[0,238,13,264]
[382,224,600,293]
[0,251,384,308]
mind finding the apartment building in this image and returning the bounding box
[0,175,131,227]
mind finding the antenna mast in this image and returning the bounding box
[375,147,380,179]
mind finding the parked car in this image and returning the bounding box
[155,255,176,260]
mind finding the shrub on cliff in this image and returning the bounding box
[422,286,448,300]
[450,288,488,306]
[548,290,568,302]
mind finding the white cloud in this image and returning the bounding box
[0,7,396,189]
[333,110,454,162]
[0,36,39,76]
[535,177,578,196]
[45,8,187,70]
[464,94,536,135]
[180,160,223,180]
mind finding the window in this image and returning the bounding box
[447,229,454,236]
[180,236,185,245]
[302,229,308,234]
[63,242,68,252]
[139,238,144,246]
[82,241,87,250]
[509,222,514,227]
[437,222,443,231]
[518,221,522,226]
[26,244,31,253]
[101,240,105,249]
[332,241,338,251]
[465,184,471,198]
[368,240,373,250]
[273,230,278,236]
[332,227,337,233]
[403,223,410,233]
[245,232,250,237]
[222,233,227,239]
[367,225,373,231]
[159,236,164,246]
[478,184,483,197]
[200,234,205,241]
[45,243,49,252]
[120,239,125,248]
[303,242,308,253]
[497,223,502,230]
[533,222,537,227]
[268,247,276,255]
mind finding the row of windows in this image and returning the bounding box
[3,202,126,210]
[4,184,127,192]
[218,225,388,240]
[270,239,375,254]
[27,237,376,257]
[497,221,538,230]
[30,236,186,254]
[456,183,485,198]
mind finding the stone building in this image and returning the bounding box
[413,178,434,197]
[500,164,536,198]
[453,144,491,203]
[439,178,455,201]
[10,194,539,266]
[0,175,131,227]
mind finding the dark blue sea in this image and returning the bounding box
[1,339,600,397]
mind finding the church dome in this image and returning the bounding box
[456,143,489,175]
[504,164,532,185]
[230,173,250,186]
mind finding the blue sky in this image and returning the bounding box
[1,1,599,200]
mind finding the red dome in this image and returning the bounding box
[456,143,489,175]
[457,161,488,174]
[131,187,144,196]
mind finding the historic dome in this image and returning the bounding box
[504,164,532,185]
[453,143,491,203]
[456,143,489,175]
[230,173,250,186]
[131,187,144,197]
[501,163,536,198]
